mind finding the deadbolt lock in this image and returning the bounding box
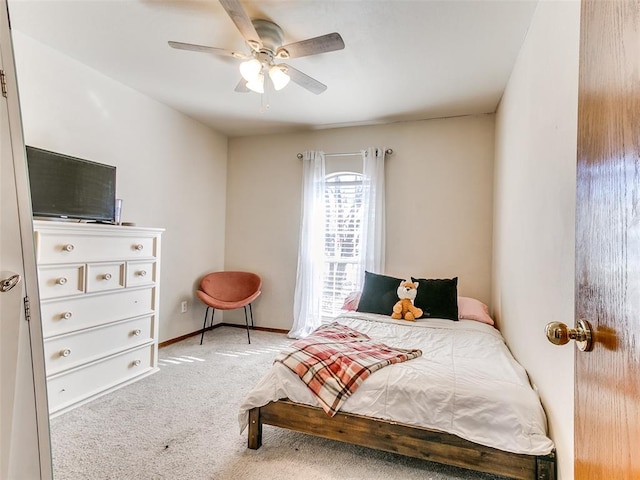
[545,319,593,352]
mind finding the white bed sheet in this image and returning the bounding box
[238,311,554,456]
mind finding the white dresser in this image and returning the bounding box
[33,220,163,417]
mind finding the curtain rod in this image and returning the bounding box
[296,148,393,159]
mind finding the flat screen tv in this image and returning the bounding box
[26,146,116,223]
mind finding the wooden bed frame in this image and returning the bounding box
[248,399,556,480]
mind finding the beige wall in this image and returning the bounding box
[225,115,495,330]
[492,2,580,479]
[13,32,228,342]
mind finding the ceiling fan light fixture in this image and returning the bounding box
[269,65,290,91]
[169,3,345,100]
[240,58,262,82]
[246,73,265,94]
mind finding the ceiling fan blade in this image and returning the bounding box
[284,64,327,95]
[219,0,261,50]
[168,41,247,59]
[234,78,250,93]
[277,32,345,59]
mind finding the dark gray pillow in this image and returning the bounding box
[411,277,459,321]
[356,271,403,316]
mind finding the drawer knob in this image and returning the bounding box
[133,329,142,336]
[56,277,68,286]
[61,348,71,357]
[134,244,144,251]
[137,270,147,277]
[62,311,73,320]
[132,359,142,367]
[63,244,75,252]
[103,273,112,281]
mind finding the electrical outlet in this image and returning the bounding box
[180,301,188,313]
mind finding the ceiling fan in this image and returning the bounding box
[168,0,345,96]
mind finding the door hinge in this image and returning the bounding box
[24,296,31,322]
[0,70,7,98]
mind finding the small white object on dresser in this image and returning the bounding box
[33,220,164,417]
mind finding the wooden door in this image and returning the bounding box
[575,0,640,477]
[0,1,51,477]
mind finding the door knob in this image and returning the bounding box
[545,319,593,352]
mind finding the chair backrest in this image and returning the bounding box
[199,271,261,302]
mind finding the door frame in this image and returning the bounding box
[0,0,52,476]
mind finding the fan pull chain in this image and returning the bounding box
[260,71,271,113]
[260,91,270,113]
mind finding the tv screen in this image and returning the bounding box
[26,146,116,223]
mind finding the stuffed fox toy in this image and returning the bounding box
[391,280,423,321]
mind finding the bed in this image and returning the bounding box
[238,311,556,480]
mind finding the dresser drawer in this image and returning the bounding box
[38,264,85,299]
[126,261,156,287]
[44,315,155,375]
[47,344,155,414]
[40,287,156,337]
[86,262,125,293]
[35,231,158,264]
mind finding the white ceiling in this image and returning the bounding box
[7,0,538,137]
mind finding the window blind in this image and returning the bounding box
[322,173,363,316]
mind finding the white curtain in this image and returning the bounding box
[289,151,326,339]
[359,147,386,277]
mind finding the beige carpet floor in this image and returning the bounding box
[49,326,506,480]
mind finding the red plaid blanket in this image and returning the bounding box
[275,322,422,416]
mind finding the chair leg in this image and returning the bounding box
[243,305,251,344]
[249,303,255,327]
[200,307,215,345]
[200,307,209,345]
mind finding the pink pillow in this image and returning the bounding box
[342,291,361,311]
[457,296,494,325]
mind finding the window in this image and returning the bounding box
[290,148,385,339]
[322,172,364,316]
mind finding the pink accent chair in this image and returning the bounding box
[196,271,262,344]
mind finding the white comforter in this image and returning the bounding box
[238,312,554,456]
